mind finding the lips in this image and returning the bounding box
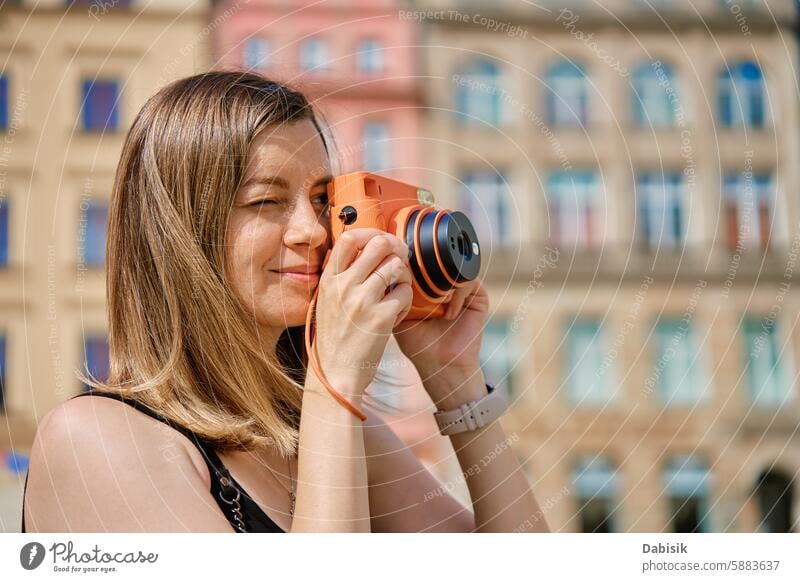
[271,265,322,284]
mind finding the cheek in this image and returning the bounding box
[227,217,283,286]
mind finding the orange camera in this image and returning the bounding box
[325,171,482,321]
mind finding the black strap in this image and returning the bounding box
[21,390,284,533]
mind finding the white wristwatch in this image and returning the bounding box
[433,383,508,436]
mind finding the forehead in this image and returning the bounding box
[244,118,330,181]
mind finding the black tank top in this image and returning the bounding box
[20,390,286,533]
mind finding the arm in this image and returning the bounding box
[426,371,550,533]
[24,396,235,532]
[362,406,474,532]
[290,375,370,532]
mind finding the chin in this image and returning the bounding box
[259,297,312,328]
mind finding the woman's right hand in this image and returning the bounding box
[311,228,413,398]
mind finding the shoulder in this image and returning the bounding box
[24,395,222,532]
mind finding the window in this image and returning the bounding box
[356,39,384,73]
[80,200,108,267]
[480,321,515,398]
[458,170,511,248]
[81,78,120,132]
[664,456,711,532]
[455,59,504,126]
[724,173,774,251]
[653,319,704,405]
[573,457,618,532]
[754,468,794,533]
[83,335,109,391]
[742,316,791,407]
[719,62,766,128]
[566,320,613,405]
[299,38,329,71]
[0,75,8,131]
[0,335,6,412]
[632,62,677,127]
[243,37,270,70]
[0,195,8,267]
[637,172,684,250]
[545,60,589,127]
[547,170,597,249]
[362,122,391,172]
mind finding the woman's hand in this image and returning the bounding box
[393,277,490,407]
[311,229,413,398]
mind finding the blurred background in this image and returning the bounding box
[1,0,799,533]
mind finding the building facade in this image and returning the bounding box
[415,0,800,532]
[0,0,212,530]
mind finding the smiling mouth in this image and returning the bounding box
[270,268,322,284]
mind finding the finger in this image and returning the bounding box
[378,282,413,324]
[326,228,388,275]
[347,234,408,284]
[444,279,478,320]
[366,255,411,300]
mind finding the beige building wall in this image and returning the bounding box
[0,0,212,531]
[416,0,800,531]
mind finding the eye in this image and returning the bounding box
[312,191,330,210]
[248,198,279,208]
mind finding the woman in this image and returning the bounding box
[22,72,549,533]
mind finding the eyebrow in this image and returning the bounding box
[240,174,333,191]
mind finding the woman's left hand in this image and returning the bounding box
[393,277,489,406]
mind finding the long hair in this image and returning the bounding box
[85,71,330,457]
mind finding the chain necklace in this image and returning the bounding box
[263,455,296,518]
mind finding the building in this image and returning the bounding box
[0,0,213,531]
[415,0,800,532]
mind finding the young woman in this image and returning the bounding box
[22,72,549,533]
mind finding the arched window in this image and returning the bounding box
[632,62,678,127]
[455,59,504,126]
[754,468,794,532]
[719,61,766,128]
[545,60,589,127]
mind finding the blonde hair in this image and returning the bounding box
[87,72,329,457]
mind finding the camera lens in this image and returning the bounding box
[404,208,481,299]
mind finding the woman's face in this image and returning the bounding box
[226,119,332,330]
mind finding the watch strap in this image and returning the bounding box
[434,384,508,436]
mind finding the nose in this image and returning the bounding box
[283,197,328,251]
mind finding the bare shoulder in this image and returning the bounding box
[24,395,230,532]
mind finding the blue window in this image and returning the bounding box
[547,171,597,249]
[743,316,791,407]
[0,75,8,131]
[83,335,109,391]
[724,173,774,251]
[573,457,618,532]
[653,319,704,405]
[81,79,120,132]
[243,37,270,70]
[664,456,711,532]
[0,335,6,412]
[545,60,589,127]
[632,62,677,127]
[356,39,384,73]
[637,172,684,250]
[299,38,329,71]
[0,195,8,267]
[566,319,613,405]
[480,321,514,398]
[80,200,108,267]
[455,59,504,126]
[719,62,765,128]
[362,122,391,172]
[459,170,510,248]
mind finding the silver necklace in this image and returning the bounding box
[264,456,296,518]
